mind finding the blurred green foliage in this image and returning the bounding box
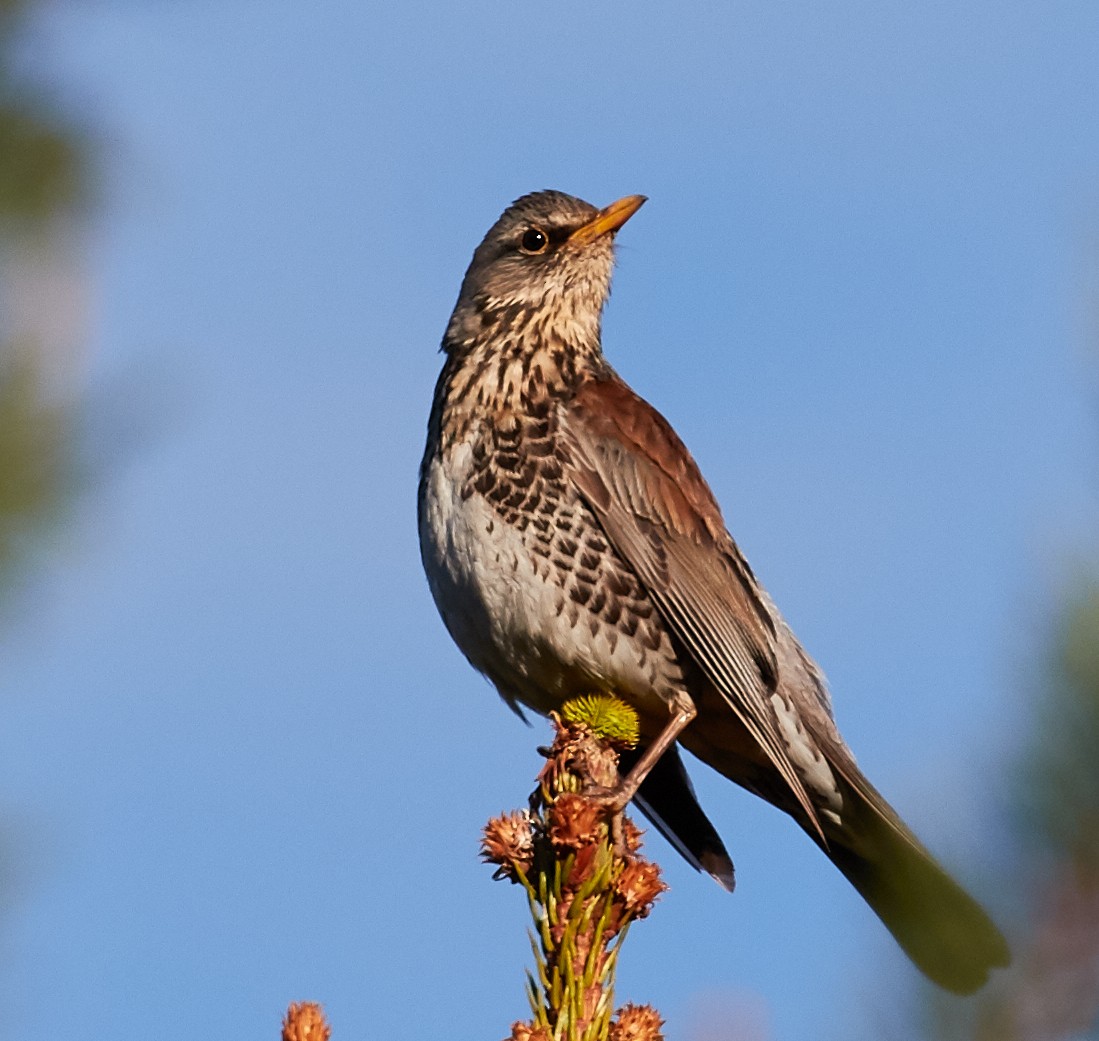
[1022,586,1099,871]
[0,105,83,222]
[0,0,87,600]
[0,342,75,588]
[0,0,85,223]
[0,6,88,1022]
[920,446,1099,1037]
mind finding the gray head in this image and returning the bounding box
[444,190,646,356]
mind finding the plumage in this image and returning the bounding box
[418,189,1009,994]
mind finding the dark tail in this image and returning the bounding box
[820,772,1010,994]
[626,744,737,892]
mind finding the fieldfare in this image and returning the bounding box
[418,190,1009,993]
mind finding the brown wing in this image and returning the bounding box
[562,373,822,833]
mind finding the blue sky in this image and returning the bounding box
[4,2,1099,1038]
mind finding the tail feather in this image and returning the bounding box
[626,744,736,892]
[821,773,1010,994]
[669,732,1009,992]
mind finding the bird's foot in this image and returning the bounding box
[578,782,632,857]
[580,782,629,813]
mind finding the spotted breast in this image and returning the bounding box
[419,378,688,726]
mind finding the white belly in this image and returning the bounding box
[419,443,672,717]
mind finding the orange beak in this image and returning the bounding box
[568,194,648,245]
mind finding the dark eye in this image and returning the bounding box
[520,226,549,254]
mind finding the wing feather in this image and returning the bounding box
[562,375,823,834]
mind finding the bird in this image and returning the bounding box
[418,189,1010,994]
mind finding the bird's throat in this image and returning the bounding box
[439,317,604,429]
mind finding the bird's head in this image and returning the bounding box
[443,190,647,356]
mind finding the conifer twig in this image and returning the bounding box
[481,695,667,1041]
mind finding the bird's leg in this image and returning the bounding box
[587,692,698,813]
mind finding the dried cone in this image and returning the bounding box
[610,1004,665,1041]
[505,1022,552,1041]
[615,860,668,919]
[282,1002,331,1041]
[548,792,605,849]
[482,809,535,880]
